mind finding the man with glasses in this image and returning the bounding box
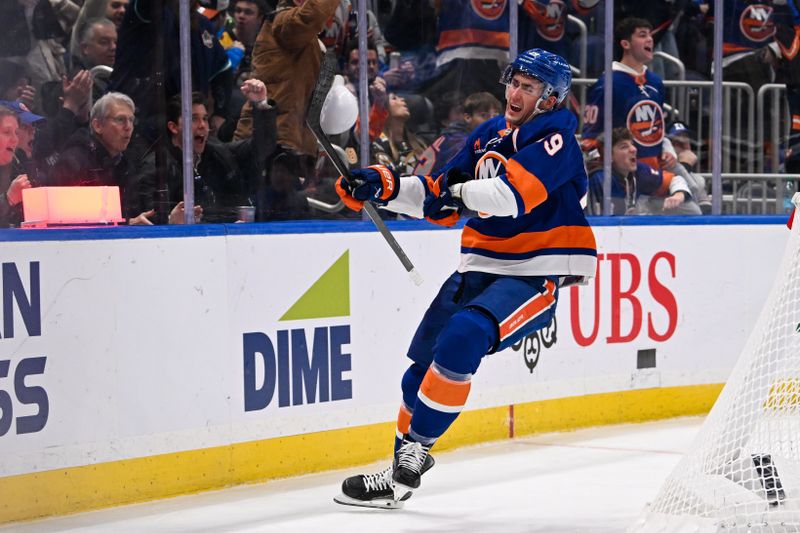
[49,92,153,224]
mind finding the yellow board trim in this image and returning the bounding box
[0,384,722,525]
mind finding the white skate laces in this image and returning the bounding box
[362,467,393,492]
[396,441,428,474]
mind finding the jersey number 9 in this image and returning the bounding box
[544,133,564,156]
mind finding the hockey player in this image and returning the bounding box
[581,17,675,172]
[332,49,597,509]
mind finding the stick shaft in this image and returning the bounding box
[307,120,418,275]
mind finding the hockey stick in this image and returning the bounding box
[306,52,423,286]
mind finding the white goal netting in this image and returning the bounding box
[631,199,800,533]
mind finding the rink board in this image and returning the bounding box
[0,218,787,523]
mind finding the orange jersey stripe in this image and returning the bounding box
[419,367,471,408]
[461,224,596,255]
[499,280,556,339]
[438,29,509,51]
[724,43,755,55]
[506,158,548,213]
[656,170,674,197]
[396,403,412,435]
[778,27,800,61]
[792,115,800,130]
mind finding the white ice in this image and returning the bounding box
[2,417,703,533]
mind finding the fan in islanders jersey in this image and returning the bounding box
[332,49,597,509]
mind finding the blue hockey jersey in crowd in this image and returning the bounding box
[434,0,511,66]
[582,62,666,171]
[434,109,597,279]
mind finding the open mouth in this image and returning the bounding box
[644,45,653,53]
[509,103,522,113]
[194,134,206,144]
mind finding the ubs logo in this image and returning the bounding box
[740,4,775,42]
[475,151,508,180]
[472,0,506,20]
[626,100,664,147]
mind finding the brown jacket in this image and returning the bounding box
[234,0,339,156]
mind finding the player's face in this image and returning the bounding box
[623,27,654,63]
[612,139,638,174]
[505,73,543,126]
[0,115,19,166]
[93,102,134,156]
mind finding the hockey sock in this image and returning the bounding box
[408,309,497,445]
[395,363,427,452]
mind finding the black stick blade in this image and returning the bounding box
[307,51,339,125]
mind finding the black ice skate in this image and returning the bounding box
[333,454,435,509]
[392,439,432,502]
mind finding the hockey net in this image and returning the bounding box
[631,199,800,533]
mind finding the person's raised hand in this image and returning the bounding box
[6,174,32,206]
[241,78,268,103]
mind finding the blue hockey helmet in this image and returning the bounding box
[500,48,572,105]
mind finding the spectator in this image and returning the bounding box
[371,93,428,175]
[230,0,268,77]
[419,0,511,103]
[29,70,94,183]
[258,150,310,220]
[50,92,153,224]
[582,17,676,172]
[2,0,73,103]
[70,0,126,71]
[414,91,501,176]
[586,127,700,216]
[0,101,46,169]
[0,60,36,110]
[519,0,601,68]
[234,0,339,157]
[664,121,712,213]
[110,0,234,138]
[213,0,269,141]
[106,0,129,27]
[138,79,277,223]
[614,0,686,79]
[75,18,117,71]
[342,38,388,143]
[320,0,388,64]
[0,105,32,227]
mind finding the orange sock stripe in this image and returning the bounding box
[419,367,471,408]
[396,403,412,435]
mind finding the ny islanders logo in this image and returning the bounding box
[626,100,664,147]
[472,0,506,20]
[740,4,775,42]
[476,151,508,180]
[534,0,567,42]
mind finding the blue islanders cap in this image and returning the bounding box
[667,121,692,139]
[0,100,45,125]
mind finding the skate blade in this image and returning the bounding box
[333,493,404,510]
[392,483,415,503]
